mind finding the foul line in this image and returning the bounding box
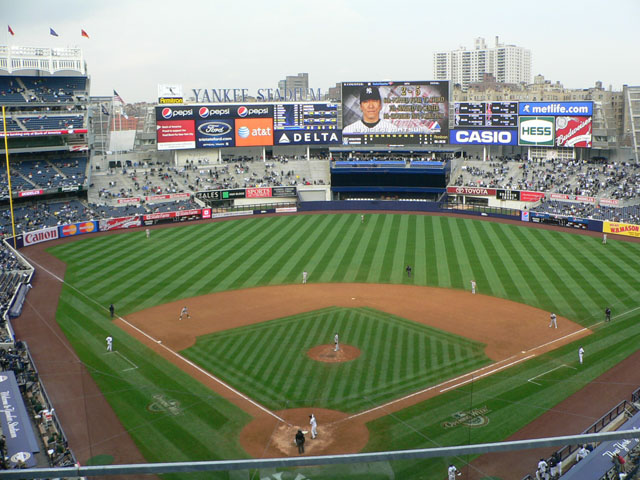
[25,257,288,426]
[528,364,576,386]
[439,355,535,393]
[339,354,536,423]
[107,351,139,372]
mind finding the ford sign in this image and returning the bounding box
[198,122,232,136]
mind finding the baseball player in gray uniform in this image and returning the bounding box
[334,333,339,352]
[549,313,557,328]
[342,86,400,134]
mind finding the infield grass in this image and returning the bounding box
[181,306,491,412]
[46,213,640,479]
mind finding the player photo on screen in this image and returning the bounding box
[342,81,448,136]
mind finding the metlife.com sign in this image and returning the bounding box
[449,129,518,146]
[518,102,593,116]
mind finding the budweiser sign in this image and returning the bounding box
[23,226,59,246]
[447,186,496,196]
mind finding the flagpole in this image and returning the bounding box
[2,106,18,249]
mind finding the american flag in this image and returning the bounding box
[113,90,125,105]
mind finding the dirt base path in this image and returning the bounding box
[122,283,590,459]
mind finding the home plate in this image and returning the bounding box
[521,350,525,353]
[351,297,356,300]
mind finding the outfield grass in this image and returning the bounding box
[47,213,640,479]
[181,306,491,412]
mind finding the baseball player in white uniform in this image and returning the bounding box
[549,313,557,328]
[106,335,113,352]
[302,271,308,284]
[536,458,549,480]
[342,86,400,134]
[471,280,476,294]
[361,214,364,224]
[448,464,461,479]
[578,346,584,364]
[146,228,150,239]
[334,333,339,352]
[309,414,318,439]
[179,306,191,321]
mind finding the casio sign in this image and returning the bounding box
[198,107,231,118]
[162,108,193,119]
[198,122,232,136]
[454,130,514,145]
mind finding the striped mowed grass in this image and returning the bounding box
[47,213,640,477]
[181,306,491,412]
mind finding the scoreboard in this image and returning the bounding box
[274,103,338,130]
[454,102,518,128]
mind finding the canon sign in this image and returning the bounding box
[24,226,59,246]
[450,129,517,145]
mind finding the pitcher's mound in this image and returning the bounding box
[307,344,361,363]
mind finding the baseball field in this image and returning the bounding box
[26,212,640,479]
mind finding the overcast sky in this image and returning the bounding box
[4,0,639,103]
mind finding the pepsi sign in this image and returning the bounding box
[195,119,235,148]
[156,106,195,120]
[198,107,231,118]
[449,129,517,145]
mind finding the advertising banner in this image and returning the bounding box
[555,116,592,148]
[603,221,640,238]
[599,198,619,206]
[519,191,546,202]
[272,186,297,197]
[99,216,141,231]
[496,189,521,201]
[145,193,190,203]
[518,102,593,116]
[18,189,44,198]
[0,371,40,468]
[446,186,496,196]
[273,102,341,145]
[246,187,272,198]
[157,120,196,150]
[518,116,555,146]
[274,130,341,145]
[23,226,59,246]
[59,221,99,237]
[0,129,88,138]
[341,81,449,145]
[196,118,235,148]
[449,129,517,146]
[234,117,274,147]
[117,197,141,204]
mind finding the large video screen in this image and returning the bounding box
[341,81,449,145]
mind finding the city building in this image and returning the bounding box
[434,37,531,91]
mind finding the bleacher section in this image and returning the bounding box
[19,114,84,131]
[0,157,88,198]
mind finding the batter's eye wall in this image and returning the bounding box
[330,170,448,188]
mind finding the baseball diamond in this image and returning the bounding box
[16,212,640,480]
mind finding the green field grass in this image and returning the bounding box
[181,306,491,412]
[47,213,640,479]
